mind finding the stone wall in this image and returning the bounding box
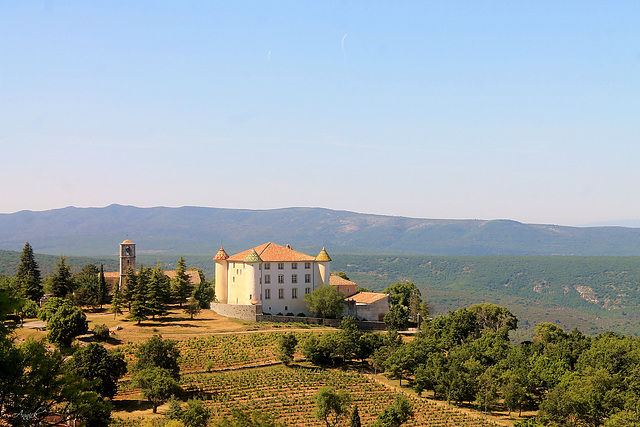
[210,302,262,322]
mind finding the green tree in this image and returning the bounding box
[134,334,181,380]
[133,366,182,413]
[72,264,100,308]
[38,296,74,322]
[172,256,192,306]
[384,305,410,331]
[183,297,202,319]
[384,282,420,308]
[476,366,500,414]
[120,266,137,310]
[277,332,298,365]
[110,282,124,320]
[335,271,350,280]
[314,386,352,427]
[48,255,74,298]
[373,394,414,427]
[539,367,621,427]
[147,263,168,319]
[128,265,150,324]
[15,242,43,303]
[304,284,345,319]
[98,263,108,308]
[166,395,184,421]
[350,405,361,427]
[0,338,111,426]
[192,279,215,309]
[69,342,127,399]
[46,303,89,349]
[605,410,640,427]
[14,298,38,325]
[182,398,211,427]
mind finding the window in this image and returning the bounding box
[292,262,297,269]
[305,274,311,283]
[264,263,270,270]
[265,289,271,299]
[292,274,297,284]
[292,288,298,299]
[278,263,284,270]
[305,262,311,269]
[265,274,271,284]
[278,275,284,284]
[278,288,284,299]
[305,287,311,295]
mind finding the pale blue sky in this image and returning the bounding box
[1,1,639,225]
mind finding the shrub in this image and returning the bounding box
[93,324,110,341]
[286,313,294,317]
[297,313,307,317]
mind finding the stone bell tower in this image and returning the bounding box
[119,239,136,287]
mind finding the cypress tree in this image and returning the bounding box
[15,242,43,302]
[98,263,107,309]
[350,405,361,427]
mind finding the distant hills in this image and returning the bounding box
[2,204,640,256]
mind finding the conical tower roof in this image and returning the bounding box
[315,247,331,262]
[244,248,263,263]
[213,247,229,261]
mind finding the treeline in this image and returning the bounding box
[296,304,640,426]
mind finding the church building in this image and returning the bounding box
[213,242,331,315]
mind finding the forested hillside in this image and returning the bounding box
[333,255,640,339]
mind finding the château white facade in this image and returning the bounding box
[213,242,331,316]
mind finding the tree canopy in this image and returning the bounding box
[304,284,345,319]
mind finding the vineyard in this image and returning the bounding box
[186,366,499,426]
[114,365,501,427]
[120,331,315,373]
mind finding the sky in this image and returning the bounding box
[1,1,639,226]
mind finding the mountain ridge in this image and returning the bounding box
[2,204,640,256]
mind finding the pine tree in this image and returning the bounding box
[98,263,108,309]
[15,242,43,302]
[110,282,124,320]
[49,256,73,298]
[147,263,167,319]
[171,256,191,307]
[122,267,137,311]
[129,266,150,325]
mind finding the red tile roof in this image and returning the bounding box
[346,292,389,304]
[329,275,357,286]
[103,270,201,285]
[227,242,317,262]
[213,247,229,261]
